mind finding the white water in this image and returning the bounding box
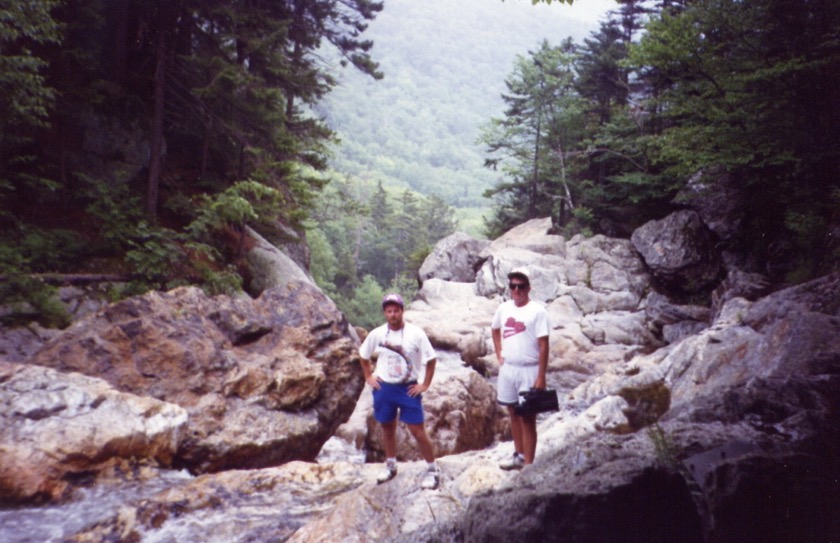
[0,469,193,543]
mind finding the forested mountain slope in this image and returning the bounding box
[320,0,610,208]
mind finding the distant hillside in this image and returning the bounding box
[319,0,612,213]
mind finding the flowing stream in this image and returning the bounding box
[0,351,469,542]
[0,468,194,543]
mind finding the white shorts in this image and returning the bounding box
[497,363,540,406]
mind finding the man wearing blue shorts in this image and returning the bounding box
[359,293,439,489]
[491,267,550,469]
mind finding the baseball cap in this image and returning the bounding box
[507,267,530,286]
[381,293,404,308]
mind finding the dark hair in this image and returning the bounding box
[508,272,529,287]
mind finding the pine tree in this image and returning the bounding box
[480,39,585,236]
[629,0,840,278]
[0,0,62,196]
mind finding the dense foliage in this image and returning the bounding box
[0,0,387,322]
[308,176,457,329]
[481,0,840,281]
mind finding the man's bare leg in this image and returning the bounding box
[520,413,538,464]
[406,423,435,463]
[507,406,525,457]
[381,419,398,458]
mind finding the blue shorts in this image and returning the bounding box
[372,381,424,425]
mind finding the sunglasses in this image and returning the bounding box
[509,283,529,291]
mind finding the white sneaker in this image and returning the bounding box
[376,462,398,484]
[499,453,525,470]
[420,468,439,490]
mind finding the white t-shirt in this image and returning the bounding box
[359,322,436,383]
[491,299,550,366]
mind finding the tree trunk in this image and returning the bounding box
[201,118,210,181]
[2,273,132,285]
[286,0,307,119]
[113,0,129,85]
[146,10,167,218]
[556,142,574,213]
[530,112,541,218]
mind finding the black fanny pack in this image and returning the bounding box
[514,388,559,416]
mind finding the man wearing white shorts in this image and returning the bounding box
[491,267,550,469]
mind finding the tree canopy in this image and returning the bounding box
[481,0,840,281]
[0,0,384,319]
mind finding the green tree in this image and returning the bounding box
[308,227,339,295]
[480,39,586,237]
[0,0,391,321]
[360,181,398,283]
[0,0,62,195]
[309,173,457,320]
[575,19,629,125]
[340,273,385,330]
[629,0,840,278]
[567,6,673,236]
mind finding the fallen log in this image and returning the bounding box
[0,274,131,285]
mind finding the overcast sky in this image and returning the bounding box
[577,0,617,24]
[520,0,616,25]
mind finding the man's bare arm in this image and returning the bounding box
[360,357,381,389]
[492,327,503,365]
[409,358,436,397]
[534,335,549,389]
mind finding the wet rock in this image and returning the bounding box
[0,361,187,504]
[67,462,376,543]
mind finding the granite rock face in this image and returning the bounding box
[631,209,723,295]
[455,272,840,543]
[2,217,838,543]
[0,361,187,504]
[120,267,834,543]
[418,231,490,283]
[24,281,363,476]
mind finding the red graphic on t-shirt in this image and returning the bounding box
[503,316,526,338]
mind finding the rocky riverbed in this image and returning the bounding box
[2,217,838,542]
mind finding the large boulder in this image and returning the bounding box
[0,361,187,504]
[485,217,566,256]
[645,291,712,344]
[675,167,744,243]
[418,231,490,283]
[243,225,315,296]
[26,281,363,475]
[457,273,840,543]
[710,268,773,318]
[405,280,498,369]
[0,285,112,363]
[631,210,723,295]
[0,323,61,364]
[409,225,656,377]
